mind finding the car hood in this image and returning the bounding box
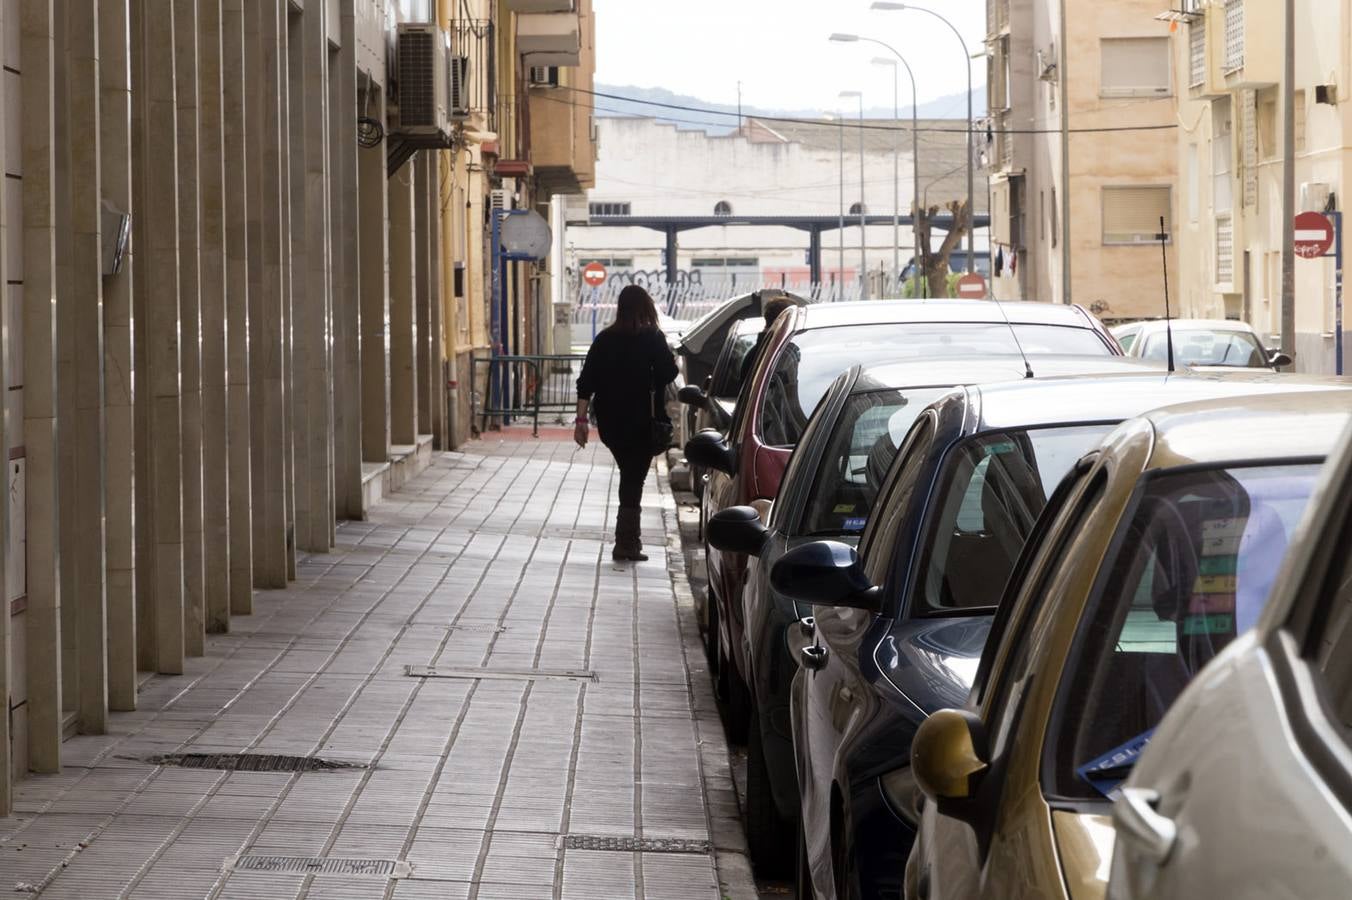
[876,615,994,715]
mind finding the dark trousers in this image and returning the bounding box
[611,446,652,510]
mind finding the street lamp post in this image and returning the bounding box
[874,57,901,295]
[840,90,866,300]
[872,2,975,275]
[830,33,923,299]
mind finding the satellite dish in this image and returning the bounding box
[500,211,553,260]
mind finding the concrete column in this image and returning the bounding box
[99,0,137,712]
[173,0,205,657]
[279,3,296,583]
[22,0,65,773]
[197,0,230,633]
[414,153,445,447]
[246,0,287,587]
[69,0,108,734]
[0,0,14,818]
[330,6,362,518]
[130,0,185,675]
[358,81,390,466]
[54,0,77,719]
[293,0,333,553]
[389,166,417,447]
[221,0,253,614]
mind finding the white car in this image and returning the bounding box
[1108,420,1352,900]
[1111,318,1292,371]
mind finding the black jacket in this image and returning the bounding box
[577,327,679,452]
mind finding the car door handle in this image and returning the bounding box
[1114,787,1177,864]
[800,644,828,671]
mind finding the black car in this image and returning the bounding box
[679,318,764,500]
[774,370,1338,900]
[701,356,1153,876]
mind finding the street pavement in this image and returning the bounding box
[0,439,755,899]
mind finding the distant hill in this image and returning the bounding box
[591,83,987,134]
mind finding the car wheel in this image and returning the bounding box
[746,705,794,879]
[794,821,814,900]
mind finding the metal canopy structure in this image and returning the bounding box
[570,213,991,284]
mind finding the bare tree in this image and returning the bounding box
[914,199,971,298]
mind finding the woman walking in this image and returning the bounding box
[575,285,679,561]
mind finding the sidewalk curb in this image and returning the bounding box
[657,455,760,900]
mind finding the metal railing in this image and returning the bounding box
[472,353,586,436]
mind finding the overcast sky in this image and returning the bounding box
[591,0,988,114]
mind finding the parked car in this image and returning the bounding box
[685,300,1121,742]
[703,356,1156,876]
[1111,318,1292,370]
[679,318,764,496]
[904,389,1352,900]
[675,289,806,393]
[1108,422,1352,900]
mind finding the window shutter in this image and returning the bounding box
[1215,214,1235,284]
[1102,187,1172,245]
[1100,38,1171,97]
[1189,21,1206,87]
[1241,91,1259,208]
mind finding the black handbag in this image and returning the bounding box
[649,388,673,456]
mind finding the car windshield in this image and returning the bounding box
[914,425,1115,615]
[800,387,950,536]
[1143,329,1267,367]
[1051,462,1322,800]
[759,323,1111,446]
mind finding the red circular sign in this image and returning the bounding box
[582,262,607,287]
[1294,211,1335,259]
[955,273,987,299]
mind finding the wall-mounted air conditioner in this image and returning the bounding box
[490,189,514,212]
[529,66,559,88]
[449,54,471,119]
[1301,182,1331,213]
[393,22,450,139]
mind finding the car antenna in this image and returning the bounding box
[993,298,1036,379]
[1158,215,1176,374]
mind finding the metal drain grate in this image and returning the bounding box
[404,664,596,682]
[448,623,507,634]
[559,835,713,854]
[150,753,363,773]
[231,855,410,877]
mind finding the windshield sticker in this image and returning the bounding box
[1201,518,1246,540]
[1192,574,1237,595]
[1197,554,1238,577]
[1202,535,1242,555]
[1076,729,1155,800]
[984,441,1017,456]
[834,503,856,514]
[843,517,868,532]
[1183,613,1234,636]
[1188,593,1237,614]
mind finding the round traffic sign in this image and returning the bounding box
[582,262,607,287]
[1294,211,1335,259]
[955,272,987,299]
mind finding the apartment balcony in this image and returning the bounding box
[1207,0,1280,89]
[517,12,581,67]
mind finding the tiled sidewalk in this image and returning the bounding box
[0,440,751,899]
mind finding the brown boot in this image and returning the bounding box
[612,507,649,562]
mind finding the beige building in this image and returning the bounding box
[986,0,1178,319]
[1168,0,1351,373]
[0,0,594,813]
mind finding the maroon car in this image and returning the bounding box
[684,299,1121,739]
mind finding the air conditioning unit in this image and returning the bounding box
[529,66,559,88]
[490,189,514,212]
[448,54,470,119]
[1301,181,1331,213]
[393,22,450,139]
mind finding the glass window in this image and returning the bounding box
[758,323,1112,448]
[1141,328,1267,368]
[860,418,937,588]
[712,332,760,399]
[799,388,949,537]
[915,425,1115,615]
[1116,330,1138,353]
[1312,501,1352,734]
[1051,462,1322,800]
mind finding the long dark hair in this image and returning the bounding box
[608,285,660,335]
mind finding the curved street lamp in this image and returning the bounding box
[871,2,976,275]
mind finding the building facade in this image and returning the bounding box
[0,0,594,813]
[986,0,1178,319]
[1168,0,1351,372]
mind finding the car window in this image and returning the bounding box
[1142,329,1267,368]
[799,388,949,537]
[714,332,760,398]
[859,417,936,588]
[1049,462,1323,800]
[1311,503,1352,735]
[1117,332,1137,353]
[758,323,1112,448]
[912,425,1115,615]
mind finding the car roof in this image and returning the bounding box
[795,299,1099,331]
[1137,318,1260,334]
[970,371,1351,432]
[852,355,1159,393]
[1143,390,1352,469]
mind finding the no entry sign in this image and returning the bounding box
[955,273,987,299]
[1294,211,1335,259]
[582,262,607,287]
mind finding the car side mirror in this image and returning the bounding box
[770,541,881,613]
[1268,350,1293,368]
[707,506,770,557]
[684,429,736,475]
[912,708,991,811]
[678,384,708,406]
